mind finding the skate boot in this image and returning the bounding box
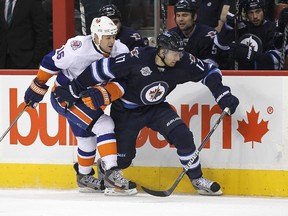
[74,163,105,193]
[104,167,137,196]
[191,176,223,196]
[77,173,105,193]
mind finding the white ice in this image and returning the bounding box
[0,189,287,216]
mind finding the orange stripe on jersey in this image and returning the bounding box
[97,142,117,157]
[105,82,124,102]
[36,69,54,84]
[70,106,93,125]
[78,156,95,166]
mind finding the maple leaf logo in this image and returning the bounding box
[237,106,269,148]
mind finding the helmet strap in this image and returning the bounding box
[156,49,169,67]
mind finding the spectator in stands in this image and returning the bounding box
[214,0,280,70]
[197,0,231,32]
[169,0,219,66]
[98,4,146,50]
[0,0,49,69]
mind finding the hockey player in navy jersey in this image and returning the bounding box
[23,16,137,196]
[214,0,280,69]
[170,0,219,66]
[98,4,145,50]
[54,31,239,196]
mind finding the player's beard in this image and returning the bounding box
[178,23,194,36]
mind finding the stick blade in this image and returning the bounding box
[141,186,172,197]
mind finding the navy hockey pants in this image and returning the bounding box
[110,100,203,179]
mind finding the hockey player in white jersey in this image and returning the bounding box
[23,16,137,195]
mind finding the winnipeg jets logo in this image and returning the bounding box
[240,36,259,51]
[141,82,169,105]
[140,66,152,76]
[130,33,142,41]
[130,47,139,58]
[149,84,163,101]
[206,31,216,39]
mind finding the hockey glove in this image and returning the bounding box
[225,12,246,30]
[229,43,258,62]
[214,86,239,115]
[80,86,111,110]
[24,78,49,108]
[53,79,85,108]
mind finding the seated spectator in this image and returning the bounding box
[214,0,280,70]
[0,0,49,69]
[98,4,146,50]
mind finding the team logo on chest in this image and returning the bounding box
[140,81,169,105]
[140,66,152,76]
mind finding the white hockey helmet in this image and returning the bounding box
[90,16,118,44]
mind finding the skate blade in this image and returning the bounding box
[196,189,223,196]
[104,187,138,196]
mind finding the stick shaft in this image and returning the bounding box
[0,104,29,142]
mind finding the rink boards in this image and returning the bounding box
[0,70,288,197]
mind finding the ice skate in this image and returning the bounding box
[104,167,137,196]
[74,163,105,193]
[77,173,105,193]
[191,176,223,196]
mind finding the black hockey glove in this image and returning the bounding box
[225,12,246,30]
[53,79,85,108]
[214,86,239,115]
[229,43,258,62]
[80,86,111,110]
[24,78,49,108]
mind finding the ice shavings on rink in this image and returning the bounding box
[0,189,288,216]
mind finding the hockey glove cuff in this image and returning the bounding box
[53,79,85,108]
[80,86,111,110]
[24,78,49,108]
[214,86,239,115]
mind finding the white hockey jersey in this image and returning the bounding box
[36,35,129,83]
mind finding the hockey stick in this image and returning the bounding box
[161,0,167,32]
[141,107,230,197]
[0,102,30,142]
[79,0,87,36]
[279,23,288,69]
[234,0,240,70]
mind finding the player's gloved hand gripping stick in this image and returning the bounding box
[141,107,230,197]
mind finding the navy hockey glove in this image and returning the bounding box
[53,79,85,108]
[80,86,111,110]
[214,86,239,115]
[24,78,49,108]
[229,43,258,61]
[225,12,246,30]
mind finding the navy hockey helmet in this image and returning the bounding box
[157,31,184,52]
[99,4,122,20]
[174,0,200,14]
[243,0,265,12]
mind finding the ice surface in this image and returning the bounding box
[0,189,287,216]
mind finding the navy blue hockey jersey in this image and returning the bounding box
[78,46,223,108]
